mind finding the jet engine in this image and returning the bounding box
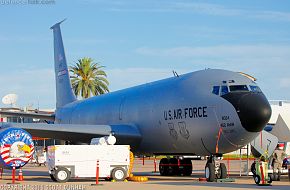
[0,128,34,169]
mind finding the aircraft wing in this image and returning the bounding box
[0,110,55,121]
[0,122,142,146]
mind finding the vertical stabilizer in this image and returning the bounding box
[50,20,76,108]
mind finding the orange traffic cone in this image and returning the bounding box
[18,169,23,181]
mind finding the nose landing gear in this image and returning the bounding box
[205,155,227,182]
[159,155,227,181]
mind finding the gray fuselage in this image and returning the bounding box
[55,69,262,156]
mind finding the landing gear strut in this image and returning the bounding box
[205,155,227,182]
[159,157,192,176]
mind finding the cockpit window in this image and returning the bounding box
[212,84,259,96]
[221,86,229,96]
[249,85,261,92]
[212,86,220,95]
[229,85,249,92]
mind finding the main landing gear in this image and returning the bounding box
[159,157,192,176]
[205,155,227,182]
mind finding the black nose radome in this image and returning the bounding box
[222,92,272,132]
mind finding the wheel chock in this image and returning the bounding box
[199,178,207,182]
[216,178,235,183]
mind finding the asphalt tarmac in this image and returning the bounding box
[0,159,289,190]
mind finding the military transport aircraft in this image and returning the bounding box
[0,20,272,181]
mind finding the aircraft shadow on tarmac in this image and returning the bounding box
[148,181,290,190]
[2,168,290,189]
[136,172,290,190]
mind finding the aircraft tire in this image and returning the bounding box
[250,162,256,176]
[205,163,215,182]
[55,167,71,183]
[168,158,178,176]
[183,159,192,176]
[178,159,185,176]
[254,175,260,185]
[50,174,57,182]
[159,158,169,176]
[268,174,273,184]
[218,163,227,179]
[111,167,127,181]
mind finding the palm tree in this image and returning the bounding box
[69,57,109,99]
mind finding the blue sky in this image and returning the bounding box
[0,0,290,109]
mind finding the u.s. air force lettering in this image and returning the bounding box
[164,106,207,121]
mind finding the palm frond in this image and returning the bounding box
[69,57,110,99]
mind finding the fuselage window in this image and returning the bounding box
[212,86,220,95]
[249,85,261,92]
[229,85,249,92]
[221,86,229,96]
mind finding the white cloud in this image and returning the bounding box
[252,10,290,22]
[0,35,50,43]
[0,68,55,109]
[171,2,290,22]
[103,66,290,102]
[1,65,289,109]
[280,78,290,88]
[135,44,290,100]
[171,2,242,16]
[1,45,289,109]
[0,67,184,108]
[107,67,185,91]
[136,45,290,59]
[82,1,290,22]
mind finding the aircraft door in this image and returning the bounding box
[210,103,242,153]
[200,105,222,154]
[199,105,237,155]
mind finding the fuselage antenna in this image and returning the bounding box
[172,70,179,77]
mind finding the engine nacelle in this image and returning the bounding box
[0,128,34,169]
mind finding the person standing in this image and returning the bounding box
[272,144,286,181]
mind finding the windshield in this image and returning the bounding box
[221,86,229,96]
[212,84,260,96]
[212,86,220,95]
[249,85,261,92]
[229,85,249,92]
